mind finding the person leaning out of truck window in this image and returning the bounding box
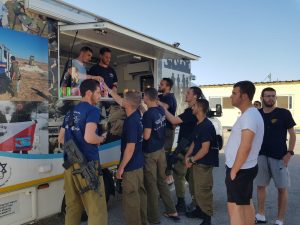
[61,46,103,96]
[58,79,108,225]
[89,47,118,92]
[104,82,147,225]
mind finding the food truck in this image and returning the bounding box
[0,1,222,224]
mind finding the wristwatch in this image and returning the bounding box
[287,150,294,156]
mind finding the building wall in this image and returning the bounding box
[201,82,300,129]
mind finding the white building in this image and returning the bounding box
[201,80,300,129]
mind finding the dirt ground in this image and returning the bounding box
[0,59,49,101]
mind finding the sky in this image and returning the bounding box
[63,0,300,85]
[0,28,48,63]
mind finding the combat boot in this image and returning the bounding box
[185,206,203,218]
[175,197,186,213]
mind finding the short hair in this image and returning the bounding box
[124,91,142,109]
[99,47,111,55]
[261,87,276,97]
[189,86,204,99]
[11,56,16,60]
[162,78,174,89]
[80,46,93,54]
[80,79,99,97]
[144,87,158,101]
[195,98,209,114]
[233,81,255,101]
[254,100,261,106]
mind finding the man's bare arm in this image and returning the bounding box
[84,122,105,145]
[58,127,65,144]
[288,127,296,151]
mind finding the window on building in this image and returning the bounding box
[209,97,222,109]
[4,50,7,60]
[277,96,293,109]
[289,96,293,109]
[222,97,234,109]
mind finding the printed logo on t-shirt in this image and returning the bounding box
[109,73,114,78]
[271,118,278,124]
[154,115,166,131]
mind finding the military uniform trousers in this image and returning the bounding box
[164,128,175,176]
[64,165,108,225]
[192,163,214,216]
[144,149,177,223]
[164,128,175,153]
[173,151,194,199]
[122,168,147,225]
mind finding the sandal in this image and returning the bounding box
[163,212,180,222]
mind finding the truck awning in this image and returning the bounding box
[59,22,199,60]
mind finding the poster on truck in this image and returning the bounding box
[0,101,49,154]
[0,28,48,101]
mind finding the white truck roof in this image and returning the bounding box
[25,0,200,60]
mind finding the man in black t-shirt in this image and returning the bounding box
[158,78,177,179]
[160,86,203,213]
[185,99,219,225]
[89,47,118,92]
[105,84,147,225]
[143,88,179,223]
[255,87,296,225]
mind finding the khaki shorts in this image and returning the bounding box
[255,155,290,188]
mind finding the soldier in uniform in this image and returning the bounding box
[161,86,204,213]
[58,79,108,225]
[106,84,147,225]
[10,56,21,97]
[143,87,179,223]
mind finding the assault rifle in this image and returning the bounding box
[63,139,100,194]
[166,137,193,172]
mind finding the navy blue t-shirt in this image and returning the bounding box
[121,110,144,171]
[178,107,198,143]
[63,102,100,161]
[192,118,219,167]
[158,93,177,129]
[142,106,166,153]
[259,108,296,159]
[89,64,118,89]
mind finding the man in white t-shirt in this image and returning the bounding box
[225,81,264,225]
[61,46,103,96]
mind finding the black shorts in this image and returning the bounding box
[225,165,258,205]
